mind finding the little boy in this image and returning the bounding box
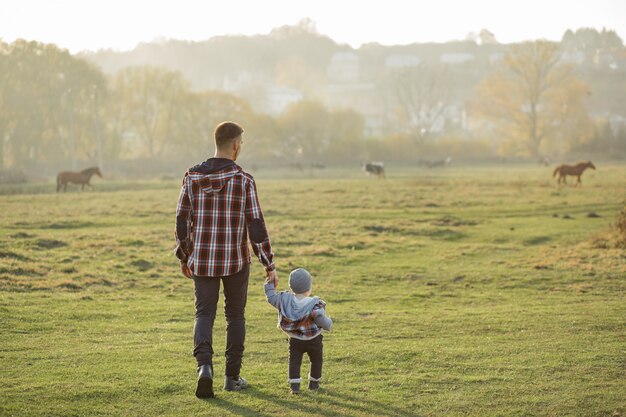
[264,268,333,394]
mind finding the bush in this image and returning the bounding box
[0,169,29,184]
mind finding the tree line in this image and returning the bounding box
[0,39,371,172]
[1,37,624,174]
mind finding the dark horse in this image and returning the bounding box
[56,166,102,192]
[553,161,595,185]
[363,162,385,179]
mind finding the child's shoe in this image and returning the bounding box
[308,375,322,391]
[290,383,300,394]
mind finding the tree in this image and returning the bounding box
[237,112,279,162]
[0,39,105,168]
[112,66,188,158]
[390,64,455,143]
[275,56,327,99]
[324,108,365,162]
[277,100,330,161]
[472,41,593,157]
[175,90,254,158]
[562,28,624,52]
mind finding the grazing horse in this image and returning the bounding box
[56,166,102,192]
[363,162,385,179]
[553,161,595,185]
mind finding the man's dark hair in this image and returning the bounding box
[214,121,244,149]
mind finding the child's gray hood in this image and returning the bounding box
[279,293,321,321]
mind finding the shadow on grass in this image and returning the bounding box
[205,387,327,417]
[523,236,551,245]
[211,386,423,417]
[201,396,274,417]
[320,389,422,417]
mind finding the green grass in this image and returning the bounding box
[1,164,625,416]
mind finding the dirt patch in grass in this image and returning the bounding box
[35,239,67,249]
[413,228,466,241]
[339,242,369,250]
[364,225,401,234]
[85,278,117,287]
[130,259,153,271]
[364,223,466,241]
[119,239,145,247]
[0,266,44,276]
[57,281,83,290]
[43,221,97,229]
[0,277,34,292]
[10,232,36,239]
[401,273,423,282]
[431,216,479,227]
[0,250,31,261]
[305,246,340,257]
[523,236,552,246]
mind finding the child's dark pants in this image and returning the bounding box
[288,334,323,380]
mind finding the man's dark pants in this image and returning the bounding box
[288,334,323,381]
[193,263,249,377]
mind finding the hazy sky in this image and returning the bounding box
[1,0,625,53]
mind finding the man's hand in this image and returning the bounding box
[266,269,278,288]
[180,262,193,279]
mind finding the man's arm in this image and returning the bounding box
[175,173,192,264]
[245,177,276,274]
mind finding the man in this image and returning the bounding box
[175,121,277,399]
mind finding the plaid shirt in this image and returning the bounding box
[264,283,330,340]
[277,299,326,340]
[175,160,274,277]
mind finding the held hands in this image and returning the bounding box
[265,269,278,288]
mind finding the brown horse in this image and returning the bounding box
[56,166,102,192]
[553,161,596,185]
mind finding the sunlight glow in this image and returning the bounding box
[1,0,625,52]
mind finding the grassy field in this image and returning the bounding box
[1,164,625,416]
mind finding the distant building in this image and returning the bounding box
[223,71,254,93]
[385,55,421,69]
[265,84,303,115]
[325,82,385,136]
[327,52,360,83]
[325,52,386,134]
[594,51,619,69]
[561,50,585,65]
[440,53,475,64]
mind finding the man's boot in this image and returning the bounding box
[195,364,214,398]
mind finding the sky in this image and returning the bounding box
[1,0,625,53]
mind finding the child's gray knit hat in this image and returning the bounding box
[289,268,312,294]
